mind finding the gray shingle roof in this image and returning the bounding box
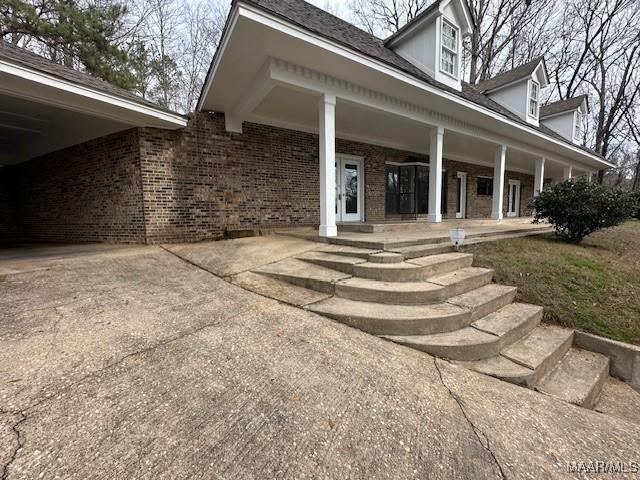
[540,95,587,118]
[384,1,442,46]
[241,0,603,160]
[0,40,182,115]
[474,57,546,93]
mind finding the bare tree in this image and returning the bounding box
[177,0,226,112]
[349,0,432,37]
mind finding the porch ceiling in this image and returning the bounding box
[250,85,579,177]
[0,92,130,166]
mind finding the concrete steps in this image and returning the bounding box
[334,267,494,305]
[383,303,542,361]
[306,297,472,335]
[250,246,624,412]
[351,252,474,282]
[252,257,349,294]
[536,349,610,409]
[335,277,447,304]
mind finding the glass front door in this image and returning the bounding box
[507,180,521,217]
[336,155,363,222]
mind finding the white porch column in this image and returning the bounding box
[318,93,337,237]
[563,165,573,181]
[491,145,507,221]
[428,126,444,223]
[534,157,545,196]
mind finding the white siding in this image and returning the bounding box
[541,111,575,141]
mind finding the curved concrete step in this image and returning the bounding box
[426,267,493,297]
[306,297,471,335]
[314,246,379,259]
[408,252,474,277]
[296,251,366,274]
[536,348,610,409]
[390,243,454,259]
[383,303,543,361]
[352,252,474,282]
[368,252,404,263]
[335,277,446,304]
[448,284,518,322]
[459,355,536,388]
[501,325,575,385]
[352,261,427,282]
[252,258,350,294]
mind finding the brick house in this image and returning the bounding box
[0,0,611,244]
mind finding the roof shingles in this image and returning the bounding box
[243,0,603,160]
[0,39,181,115]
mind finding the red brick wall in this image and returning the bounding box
[0,129,146,243]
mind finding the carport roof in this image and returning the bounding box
[0,40,180,116]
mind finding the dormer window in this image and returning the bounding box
[528,81,539,118]
[440,19,459,78]
[574,110,582,140]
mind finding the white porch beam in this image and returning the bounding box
[225,63,274,133]
[318,93,337,237]
[492,145,507,221]
[534,157,545,196]
[267,58,601,173]
[563,165,573,181]
[428,126,444,223]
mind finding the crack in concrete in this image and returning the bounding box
[0,409,26,480]
[433,358,507,480]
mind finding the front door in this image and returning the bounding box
[507,179,521,217]
[336,155,364,222]
[456,172,467,219]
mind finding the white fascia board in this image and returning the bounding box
[540,109,576,121]
[196,3,240,111]
[385,10,440,48]
[441,0,474,34]
[209,2,612,169]
[0,60,186,128]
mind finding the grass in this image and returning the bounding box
[463,220,640,345]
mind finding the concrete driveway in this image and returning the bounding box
[1,240,639,479]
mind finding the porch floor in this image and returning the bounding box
[278,218,552,250]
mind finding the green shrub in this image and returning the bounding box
[531,179,636,243]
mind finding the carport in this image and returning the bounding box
[0,41,186,243]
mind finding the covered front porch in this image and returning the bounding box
[199,9,604,238]
[278,217,552,252]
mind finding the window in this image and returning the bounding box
[385,164,447,215]
[440,19,458,77]
[574,110,582,140]
[528,81,539,118]
[477,177,493,196]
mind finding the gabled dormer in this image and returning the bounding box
[385,0,473,91]
[475,58,549,126]
[540,95,588,145]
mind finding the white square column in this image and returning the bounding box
[563,165,573,181]
[318,93,337,237]
[491,145,507,221]
[427,126,444,223]
[534,157,545,196]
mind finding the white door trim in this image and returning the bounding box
[336,154,365,222]
[507,179,521,217]
[456,171,467,219]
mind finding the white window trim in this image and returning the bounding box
[528,80,540,119]
[574,110,582,141]
[439,18,459,80]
